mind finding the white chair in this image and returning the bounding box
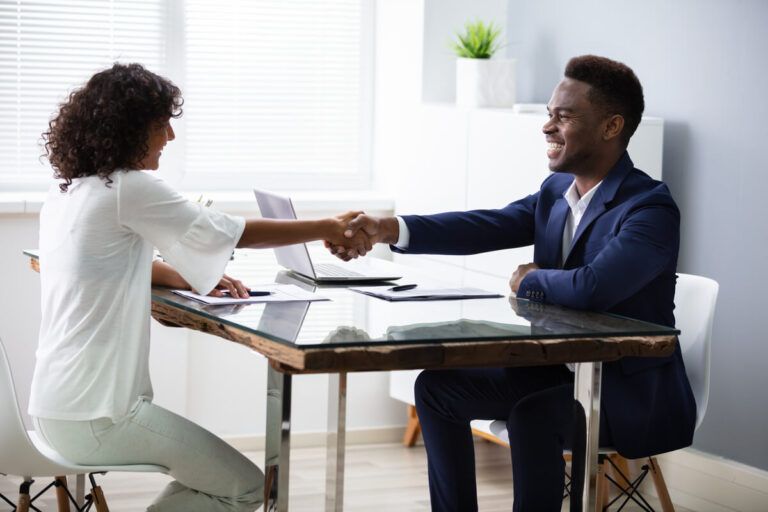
[486,272,719,510]
[0,337,167,511]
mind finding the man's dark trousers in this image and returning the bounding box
[414,365,612,512]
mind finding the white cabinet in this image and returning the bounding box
[389,103,664,409]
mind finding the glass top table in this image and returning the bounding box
[26,248,679,511]
[152,282,676,349]
[148,250,678,376]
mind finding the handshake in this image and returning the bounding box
[320,210,538,293]
[323,212,399,261]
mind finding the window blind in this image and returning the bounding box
[181,0,370,189]
[0,0,371,191]
[0,0,165,188]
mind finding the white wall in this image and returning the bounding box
[0,214,42,422]
[371,0,424,195]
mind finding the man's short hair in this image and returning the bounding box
[564,55,644,146]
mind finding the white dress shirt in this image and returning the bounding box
[561,179,602,265]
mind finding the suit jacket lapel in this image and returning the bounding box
[563,152,634,265]
[544,197,569,268]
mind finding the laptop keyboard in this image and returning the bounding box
[314,263,366,278]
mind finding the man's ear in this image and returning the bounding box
[603,114,625,142]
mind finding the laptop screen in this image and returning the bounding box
[253,189,317,279]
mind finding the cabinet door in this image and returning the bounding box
[464,110,550,278]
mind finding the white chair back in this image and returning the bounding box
[1,338,167,481]
[0,337,79,478]
[483,273,719,444]
[674,273,718,430]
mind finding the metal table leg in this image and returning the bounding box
[325,372,347,512]
[265,365,292,512]
[574,361,602,512]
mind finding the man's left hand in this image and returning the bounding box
[509,263,540,294]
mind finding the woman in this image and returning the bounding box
[31,63,369,512]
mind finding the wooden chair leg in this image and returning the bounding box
[91,484,109,512]
[55,475,72,512]
[595,458,610,511]
[17,480,32,512]
[403,405,422,447]
[648,456,675,512]
[609,453,632,494]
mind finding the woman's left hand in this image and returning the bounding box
[208,274,250,298]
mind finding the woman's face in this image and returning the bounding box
[138,118,175,170]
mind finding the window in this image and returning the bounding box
[0,0,373,192]
[0,0,165,190]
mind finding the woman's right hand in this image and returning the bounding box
[207,274,250,298]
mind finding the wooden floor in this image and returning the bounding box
[0,441,691,511]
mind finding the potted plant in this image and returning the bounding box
[452,20,516,108]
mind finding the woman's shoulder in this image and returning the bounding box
[116,170,178,196]
[115,169,162,185]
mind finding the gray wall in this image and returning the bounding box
[506,0,768,470]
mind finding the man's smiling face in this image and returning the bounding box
[542,78,606,174]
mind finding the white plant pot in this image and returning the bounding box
[455,57,516,108]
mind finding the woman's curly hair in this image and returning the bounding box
[43,63,183,192]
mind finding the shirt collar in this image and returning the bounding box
[563,180,602,211]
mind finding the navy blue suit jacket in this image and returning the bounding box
[395,152,696,458]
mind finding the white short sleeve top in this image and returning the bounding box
[29,170,245,421]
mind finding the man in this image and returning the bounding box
[333,55,696,511]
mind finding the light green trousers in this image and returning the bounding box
[34,398,263,512]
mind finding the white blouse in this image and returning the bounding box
[29,170,245,421]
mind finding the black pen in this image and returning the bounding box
[222,290,273,297]
[388,283,417,292]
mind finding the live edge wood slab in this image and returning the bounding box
[29,254,677,375]
[150,300,676,375]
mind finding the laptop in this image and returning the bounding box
[254,189,403,283]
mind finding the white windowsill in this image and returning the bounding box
[0,190,395,216]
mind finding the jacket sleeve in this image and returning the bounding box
[517,194,679,311]
[393,192,539,255]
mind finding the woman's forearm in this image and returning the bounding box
[238,210,375,249]
[151,260,190,289]
[237,218,331,249]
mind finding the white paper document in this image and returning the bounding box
[171,284,329,305]
[349,286,503,302]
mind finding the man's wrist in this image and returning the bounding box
[379,216,400,245]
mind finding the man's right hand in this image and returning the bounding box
[326,214,399,260]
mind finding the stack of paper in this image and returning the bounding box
[171,284,328,305]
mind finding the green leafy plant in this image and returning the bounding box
[451,20,502,59]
